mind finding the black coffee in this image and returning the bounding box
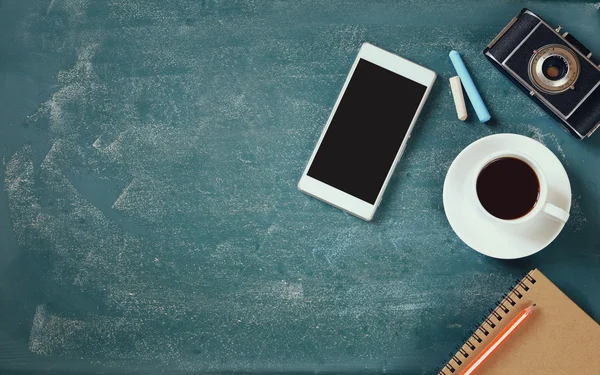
[476,157,540,220]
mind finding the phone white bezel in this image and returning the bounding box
[298,43,437,221]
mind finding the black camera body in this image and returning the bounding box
[484,9,600,139]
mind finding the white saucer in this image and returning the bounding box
[443,134,571,259]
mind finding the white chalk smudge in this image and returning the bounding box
[4,145,41,246]
[29,305,51,355]
[112,179,136,209]
[388,302,431,311]
[526,124,566,159]
[29,304,85,356]
[46,0,57,14]
[29,304,147,358]
[28,44,99,138]
[110,176,171,222]
[48,0,91,22]
[92,132,126,163]
[91,137,103,149]
[569,195,587,232]
[273,281,304,301]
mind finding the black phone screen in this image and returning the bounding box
[307,59,428,204]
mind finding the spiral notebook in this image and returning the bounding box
[439,269,600,375]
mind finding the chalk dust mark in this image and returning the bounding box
[47,0,57,14]
[112,179,136,209]
[92,132,126,163]
[110,176,170,223]
[46,0,91,22]
[272,281,304,301]
[40,140,70,171]
[569,195,587,232]
[388,302,431,311]
[4,145,41,246]
[29,304,85,356]
[526,125,566,159]
[29,305,50,355]
[29,304,146,358]
[92,137,103,149]
[27,44,99,137]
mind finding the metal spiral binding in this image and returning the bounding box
[436,272,537,375]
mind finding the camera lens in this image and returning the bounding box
[542,55,568,81]
[528,44,580,94]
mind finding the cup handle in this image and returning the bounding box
[543,203,569,223]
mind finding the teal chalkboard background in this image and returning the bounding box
[1,1,600,373]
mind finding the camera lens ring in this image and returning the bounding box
[528,44,580,94]
[541,55,568,81]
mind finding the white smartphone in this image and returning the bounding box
[298,43,437,221]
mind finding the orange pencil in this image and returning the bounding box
[460,304,537,375]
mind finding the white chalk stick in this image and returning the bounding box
[449,76,468,121]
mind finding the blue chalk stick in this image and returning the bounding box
[449,50,491,123]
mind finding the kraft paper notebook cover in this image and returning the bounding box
[439,269,600,375]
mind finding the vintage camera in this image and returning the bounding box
[484,9,600,139]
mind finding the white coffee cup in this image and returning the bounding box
[471,150,569,225]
